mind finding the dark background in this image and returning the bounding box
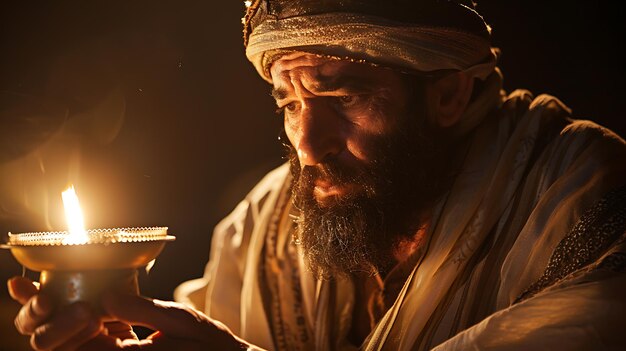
[1,1,624,349]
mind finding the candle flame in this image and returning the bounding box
[62,185,89,245]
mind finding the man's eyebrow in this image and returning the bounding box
[270,75,375,100]
[270,87,288,101]
[313,74,375,93]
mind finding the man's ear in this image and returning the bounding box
[426,71,474,128]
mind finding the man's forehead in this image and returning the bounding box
[271,53,350,79]
[270,52,392,92]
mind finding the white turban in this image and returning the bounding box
[245,12,497,84]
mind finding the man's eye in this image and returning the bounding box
[275,102,298,115]
[336,95,359,107]
[285,102,298,112]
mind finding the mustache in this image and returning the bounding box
[300,160,361,185]
[288,147,375,192]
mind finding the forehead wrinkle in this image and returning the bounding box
[311,74,377,94]
[271,58,382,101]
[270,68,298,101]
[270,68,318,102]
[291,70,320,98]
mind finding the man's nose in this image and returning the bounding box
[296,100,344,167]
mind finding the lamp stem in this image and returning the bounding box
[39,268,139,319]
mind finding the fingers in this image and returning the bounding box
[105,321,138,340]
[102,294,213,341]
[77,334,132,351]
[28,302,96,351]
[7,276,39,304]
[102,294,247,350]
[77,334,161,351]
[15,294,53,335]
[52,318,103,351]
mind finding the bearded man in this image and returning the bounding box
[8,0,626,350]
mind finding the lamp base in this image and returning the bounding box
[39,268,139,318]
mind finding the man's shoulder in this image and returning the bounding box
[502,89,626,148]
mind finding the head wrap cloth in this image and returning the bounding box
[243,0,497,84]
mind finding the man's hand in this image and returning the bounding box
[7,276,251,350]
[8,276,105,350]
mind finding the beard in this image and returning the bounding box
[289,112,451,279]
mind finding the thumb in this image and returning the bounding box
[7,276,39,305]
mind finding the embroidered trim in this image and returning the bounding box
[515,185,626,303]
[259,172,313,350]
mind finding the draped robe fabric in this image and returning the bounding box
[175,89,626,350]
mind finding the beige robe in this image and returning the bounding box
[175,90,626,350]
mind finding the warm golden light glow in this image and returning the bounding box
[62,185,89,245]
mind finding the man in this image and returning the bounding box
[8,0,626,350]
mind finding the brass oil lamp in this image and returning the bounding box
[2,186,175,317]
